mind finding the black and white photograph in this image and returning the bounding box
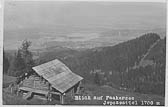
[2,0,167,106]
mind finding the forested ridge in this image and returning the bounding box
[4,33,165,96]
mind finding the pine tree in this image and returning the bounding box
[19,40,34,74]
[12,49,25,76]
[12,40,34,76]
[3,50,10,74]
[94,72,100,85]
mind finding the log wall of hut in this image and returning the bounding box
[19,75,50,91]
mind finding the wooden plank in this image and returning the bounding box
[50,91,61,95]
[23,91,33,100]
[71,88,74,99]
[19,86,61,96]
[76,81,81,94]
[19,87,49,95]
[34,89,49,95]
[47,93,52,101]
[60,95,64,104]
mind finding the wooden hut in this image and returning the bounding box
[17,59,83,104]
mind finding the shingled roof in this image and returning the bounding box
[32,59,83,93]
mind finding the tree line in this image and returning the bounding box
[61,33,165,96]
[3,40,34,77]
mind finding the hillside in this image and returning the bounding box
[37,33,165,96]
[3,33,165,105]
[145,37,166,63]
[3,82,164,105]
[3,75,17,88]
[126,37,166,96]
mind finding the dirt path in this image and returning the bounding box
[139,39,160,65]
[132,39,160,69]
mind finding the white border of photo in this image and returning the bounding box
[0,0,167,107]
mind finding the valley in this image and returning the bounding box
[3,32,166,105]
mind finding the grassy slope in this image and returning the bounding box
[3,83,164,105]
[3,75,17,88]
[3,74,60,105]
[3,88,54,105]
[69,84,164,105]
[3,75,164,105]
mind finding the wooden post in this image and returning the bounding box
[17,89,20,96]
[76,81,81,94]
[71,88,74,99]
[47,93,52,101]
[60,94,64,104]
[62,95,64,104]
[49,93,52,101]
[34,79,35,88]
[60,95,62,104]
[10,83,14,94]
[48,83,52,90]
[11,87,13,94]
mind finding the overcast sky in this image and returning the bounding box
[3,1,166,50]
[4,1,166,30]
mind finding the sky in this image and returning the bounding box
[3,1,166,50]
[4,1,166,30]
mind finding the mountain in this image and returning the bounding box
[37,33,165,96]
[5,32,165,97]
[39,33,160,71]
[126,37,166,96]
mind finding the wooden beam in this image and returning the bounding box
[76,81,81,94]
[16,89,20,96]
[19,87,49,95]
[71,88,74,99]
[47,93,52,101]
[50,91,61,95]
[60,94,64,104]
[33,79,35,88]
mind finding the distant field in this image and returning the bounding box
[4,28,165,50]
